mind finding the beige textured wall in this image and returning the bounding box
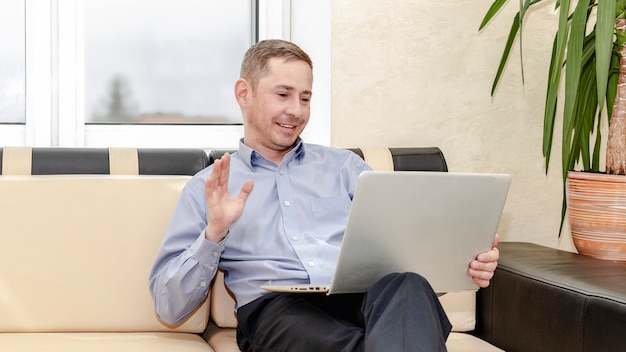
[331,0,576,251]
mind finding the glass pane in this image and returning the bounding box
[84,0,251,124]
[0,0,26,124]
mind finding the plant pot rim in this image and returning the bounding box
[567,170,626,183]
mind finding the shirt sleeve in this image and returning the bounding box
[148,176,223,325]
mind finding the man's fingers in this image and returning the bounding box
[206,159,220,193]
[239,180,254,201]
[471,259,498,272]
[469,266,495,288]
[477,247,499,263]
[468,234,500,288]
[218,153,231,186]
[473,277,492,288]
[206,153,231,195]
[492,233,500,248]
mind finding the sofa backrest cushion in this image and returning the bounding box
[0,175,210,333]
[0,148,214,333]
[0,147,211,333]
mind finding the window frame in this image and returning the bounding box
[0,0,51,146]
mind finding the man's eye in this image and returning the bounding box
[278,93,288,97]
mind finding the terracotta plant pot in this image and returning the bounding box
[567,171,626,262]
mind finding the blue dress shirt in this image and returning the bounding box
[149,138,372,324]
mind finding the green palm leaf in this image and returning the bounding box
[480,0,626,235]
[561,0,589,182]
[596,0,617,116]
[544,0,571,171]
[479,0,509,30]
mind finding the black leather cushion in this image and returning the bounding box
[0,147,209,176]
[389,147,447,172]
[476,242,626,352]
[32,148,110,174]
[136,149,209,175]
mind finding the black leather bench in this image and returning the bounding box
[476,242,626,351]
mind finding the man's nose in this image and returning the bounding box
[285,97,305,117]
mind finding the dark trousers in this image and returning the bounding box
[236,272,452,352]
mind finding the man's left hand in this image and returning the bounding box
[468,234,499,288]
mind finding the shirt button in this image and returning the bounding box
[292,236,298,241]
[284,200,291,207]
[278,169,284,175]
[200,282,207,287]
[308,261,316,267]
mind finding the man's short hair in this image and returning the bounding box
[240,39,313,91]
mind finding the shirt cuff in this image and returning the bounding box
[190,229,225,265]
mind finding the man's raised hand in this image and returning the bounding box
[204,153,254,243]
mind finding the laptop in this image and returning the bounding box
[261,171,512,294]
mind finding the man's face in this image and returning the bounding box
[241,57,312,158]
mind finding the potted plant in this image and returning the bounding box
[480,0,626,261]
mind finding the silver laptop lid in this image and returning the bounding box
[328,171,511,294]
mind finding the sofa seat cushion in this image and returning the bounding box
[203,324,502,352]
[0,332,213,352]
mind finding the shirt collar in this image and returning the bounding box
[238,137,306,170]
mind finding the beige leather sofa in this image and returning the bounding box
[0,146,502,351]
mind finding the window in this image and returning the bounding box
[84,0,250,125]
[0,0,330,148]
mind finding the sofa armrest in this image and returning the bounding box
[475,242,626,352]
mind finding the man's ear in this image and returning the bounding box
[234,78,250,107]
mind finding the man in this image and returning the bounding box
[149,39,499,351]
